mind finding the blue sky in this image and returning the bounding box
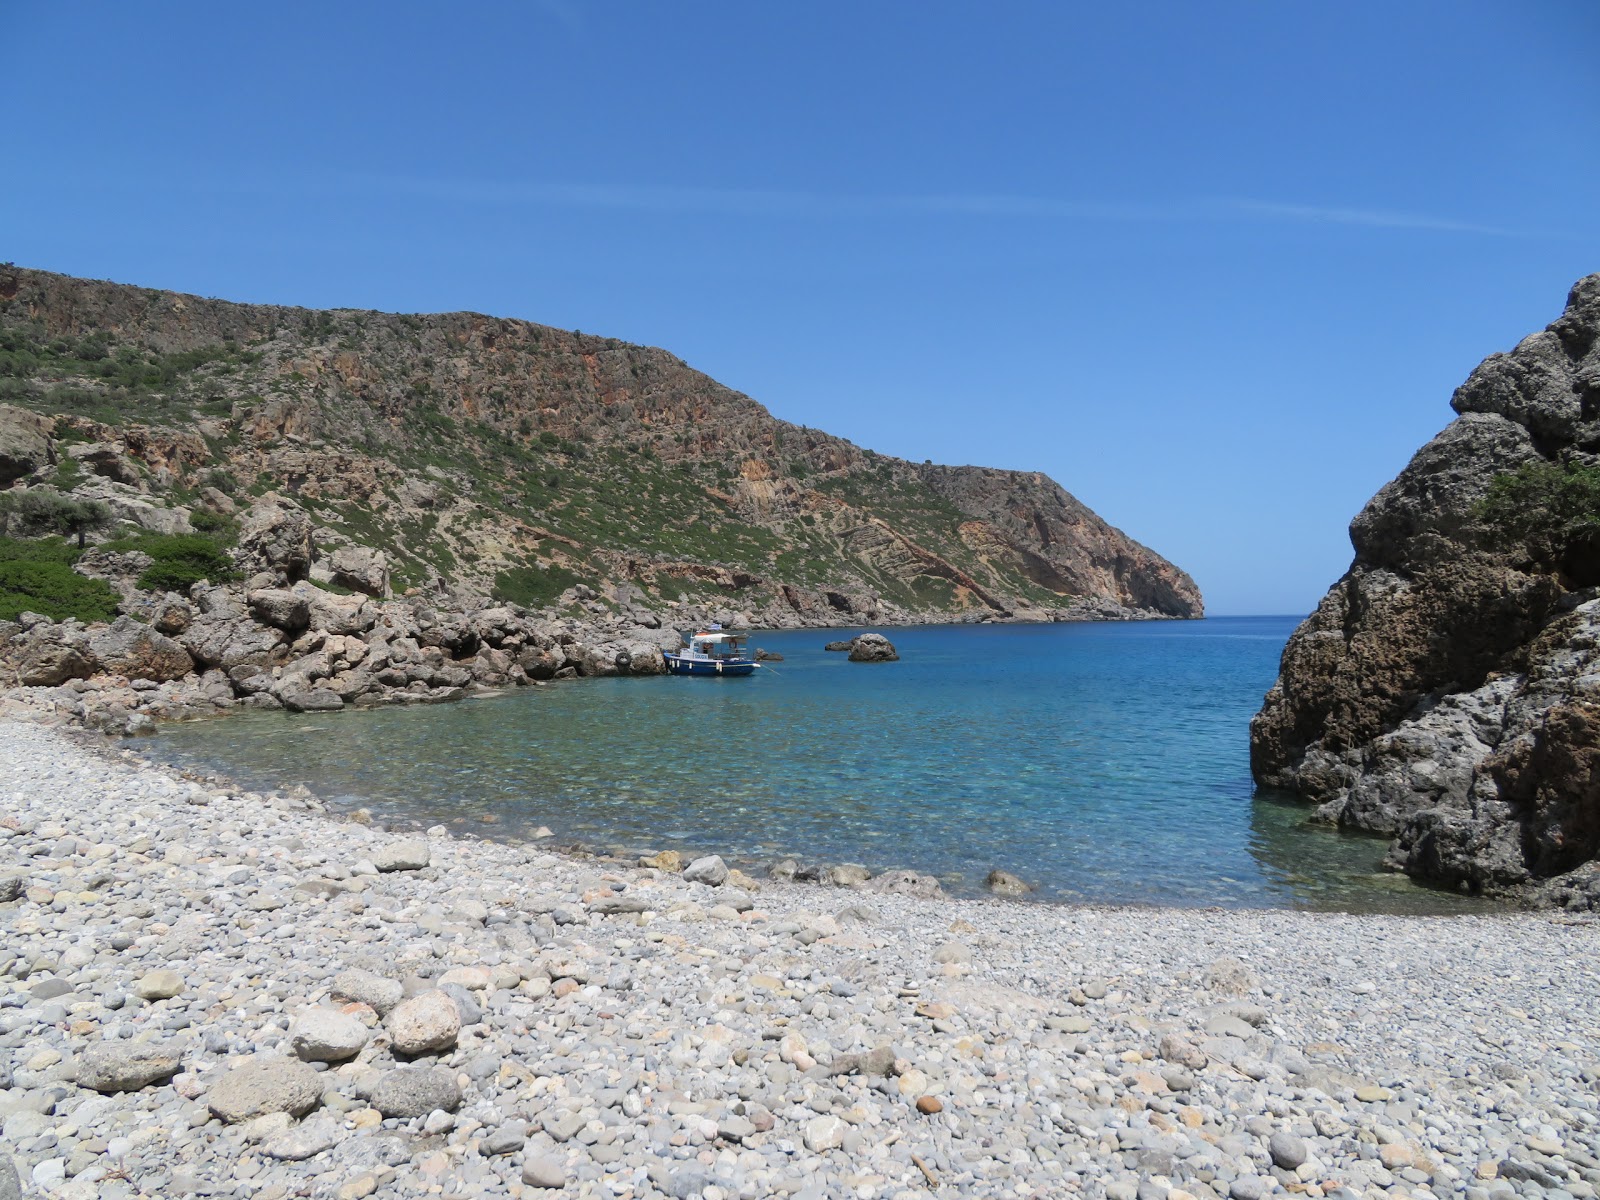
[6,2,1598,614]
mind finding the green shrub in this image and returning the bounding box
[491,564,589,608]
[1477,460,1600,577]
[0,537,119,622]
[102,531,237,591]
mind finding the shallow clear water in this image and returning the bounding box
[139,617,1492,913]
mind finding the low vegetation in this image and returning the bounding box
[1477,460,1600,582]
[0,537,119,623]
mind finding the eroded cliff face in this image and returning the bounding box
[0,266,1200,625]
[1250,273,1600,906]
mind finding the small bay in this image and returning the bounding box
[140,616,1489,913]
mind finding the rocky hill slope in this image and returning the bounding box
[0,265,1200,626]
[1251,272,1600,908]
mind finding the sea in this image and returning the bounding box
[136,616,1492,914]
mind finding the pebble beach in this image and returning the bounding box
[1,719,1597,1200]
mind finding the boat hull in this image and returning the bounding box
[663,655,757,677]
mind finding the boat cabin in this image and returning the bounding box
[686,631,748,660]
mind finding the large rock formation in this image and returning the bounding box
[0,265,1200,624]
[1251,273,1600,906]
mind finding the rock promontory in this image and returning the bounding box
[1251,272,1600,907]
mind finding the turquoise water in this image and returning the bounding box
[139,617,1489,913]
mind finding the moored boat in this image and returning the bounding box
[664,629,759,676]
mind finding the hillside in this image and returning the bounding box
[1251,272,1600,908]
[0,265,1200,625]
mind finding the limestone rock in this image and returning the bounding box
[331,968,404,1015]
[290,1007,370,1062]
[985,869,1032,897]
[683,854,728,886]
[133,969,184,1000]
[89,616,195,683]
[327,544,389,597]
[207,1057,324,1123]
[372,838,429,872]
[0,404,55,485]
[249,588,310,631]
[77,1042,182,1092]
[236,494,315,582]
[385,990,461,1054]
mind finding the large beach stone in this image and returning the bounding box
[332,968,404,1015]
[827,863,871,887]
[0,1153,19,1200]
[521,1153,567,1189]
[290,1007,370,1062]
[369,1065,461,1118]
[985,869,1032,896]
[133,969,184,1000]
[207,1057,323,1123]
[372,838,429,872]
[386,990,460,1054]
[683,854,728,886]
[77,1042,182,1092]
[263,1116,341,1161]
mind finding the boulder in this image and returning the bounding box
[206,1057,323,1123]
[0,404,55,485]
[13,628,95,686]
[236,493,315,582]
[386,990,461,1055]
[985,869,1032,897]
[290,1007,370,1062]
[281,688,344,713]
[67,441,140,484]
[824,639,854,652]
[372,838,429,872]
[249,588,310,631]
[683,855,729,886]
[847,633,899,662]
[291,581,375,635]
[331,968,404,1015]
[88,616,195,682]
[827,863,871,888]
[326,544,390,597]
[369,1065,461,1118]
[77,1042,183,1092]
[862,869,944,899]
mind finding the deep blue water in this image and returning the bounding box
[139,617,1489,913]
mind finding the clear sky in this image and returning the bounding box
[6,2,1598,614]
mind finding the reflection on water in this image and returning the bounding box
[138,618,1496,914]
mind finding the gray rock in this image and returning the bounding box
[521,1153,567,1189]
[985,868,1032,896]
[290,1007,370,1062]
[372,838,430,872]
[483,1123,527,1156]
[331,968,405,1015]
[263,1116,341,1161]
[248,588,311,632]
[826,863,871,887]
[281,688,345,713]
[684,854,728,886]
[861,868,943,898]
[847,633,899,662]
[1270,1130,1308,1170]
[133,969,184,1000]
[385,990,460,1054]
[369,1066,461,1118]
[0,1153,18,1200]
[0,404,55,485]
[88,616,195,683]
[0,874,22,903]
[207,1057,324,1123]
[77,1042,182,1092]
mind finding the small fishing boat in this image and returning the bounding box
[664,628,759,676]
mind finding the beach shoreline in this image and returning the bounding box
[2,718,1597,1199]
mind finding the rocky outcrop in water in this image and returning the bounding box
[1251,273,1600,907]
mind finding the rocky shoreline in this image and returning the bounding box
[2,720,1597,1200]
